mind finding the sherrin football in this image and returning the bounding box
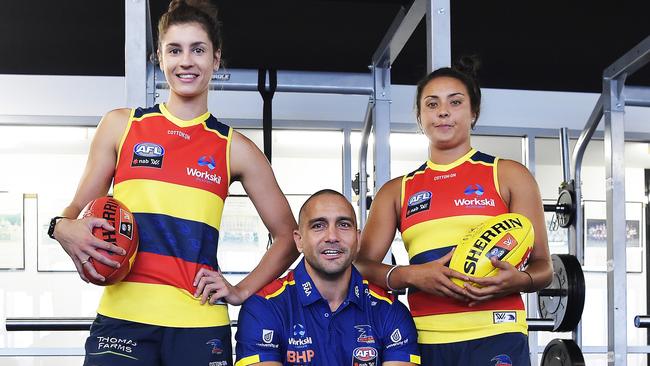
[79,196,139,286]
[449,213,534,287]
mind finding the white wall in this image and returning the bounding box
[0,75,124,117]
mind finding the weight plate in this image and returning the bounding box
[538,254,585,332]
[540,339,585,366]
[556,188,575,228]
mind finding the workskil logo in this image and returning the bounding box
[454,184,495,208]
[187,154,221,184]
[288,324,312,348]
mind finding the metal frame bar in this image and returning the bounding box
[360,0,428,227]
[604,75,629,366]
[4,115,650,143]
[601,35,650,366]
[625,85,650,107]
[5,316,558,332]
[571,95,603,265]
[568,35,650,366]
[372,66,392,192]
[559,128,571,184]
[155,68,374,95]
[371,1,423,67]
[342,128,352,201]
[426,0,451,71]
[522,134,540,366]
[14,346,650,358]
[559,127,584,348]
[358,100,374,228]
[603,36,650,79]
[125,0,154,107]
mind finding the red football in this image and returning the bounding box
[79,196,139,286]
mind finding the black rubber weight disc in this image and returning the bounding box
[541,339,585,366]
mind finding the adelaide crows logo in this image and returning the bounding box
[491,354,512,366]
[354,325,375,343]
[206,338,224,354]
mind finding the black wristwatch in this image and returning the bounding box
[47,216,67,239]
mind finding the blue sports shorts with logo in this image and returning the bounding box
[83,314,233,366]
[418,332,530,366]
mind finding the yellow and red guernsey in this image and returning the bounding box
[399,149,527,344]
[98,104,231,327]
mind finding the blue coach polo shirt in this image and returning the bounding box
[235,259,421,366]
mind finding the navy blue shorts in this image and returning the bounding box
[419,332,530,366]
[83,314,233,366]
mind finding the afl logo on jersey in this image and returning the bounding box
[406,190,432,218]
[134,142,164,157]
[353,347,377,362]
[132,142,165,168]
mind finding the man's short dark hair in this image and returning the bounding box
[298,189,356,227]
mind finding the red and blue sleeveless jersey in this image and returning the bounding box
[97,103,231,327]
[399,149,527,344]
[235,260,421,366]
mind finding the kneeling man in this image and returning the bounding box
[235,189,420,366]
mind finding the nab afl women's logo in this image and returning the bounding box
[406,191,432,217]
[132,142,165,168]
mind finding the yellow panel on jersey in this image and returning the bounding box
[402,215,492,259]
[113,179,225,231]
[414,310,528,344]
[235,355,261,366]
[98,281,230,327]
[399,149,527,344]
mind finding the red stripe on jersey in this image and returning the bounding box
[256,272,296,297]
[115,115,229,200]
[367,282,395,302]
[123,251,215,294]
[408,292,525,317]
[400,160,508,233]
